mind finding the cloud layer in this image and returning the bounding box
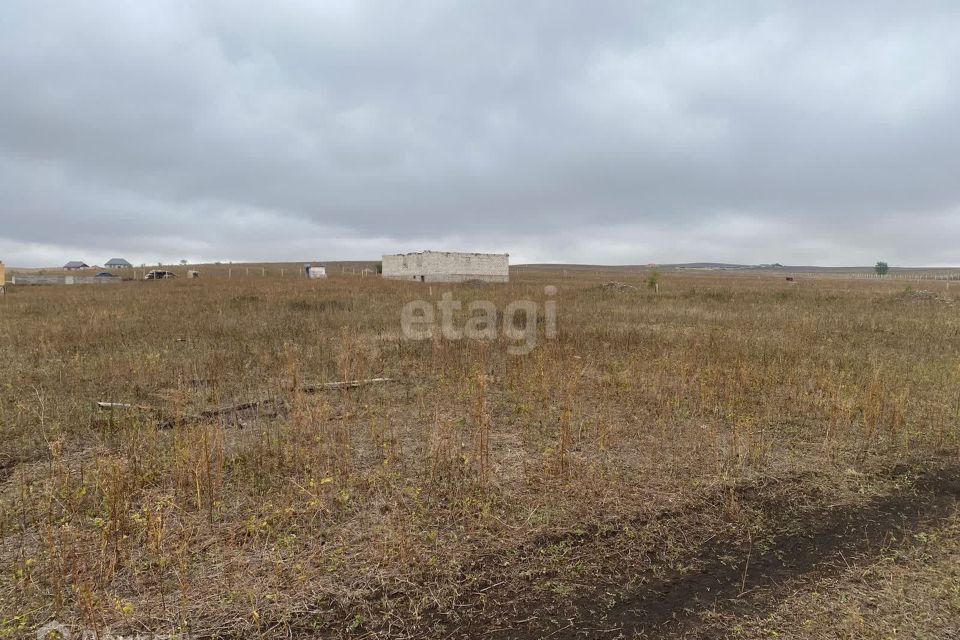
[2,1,960,266]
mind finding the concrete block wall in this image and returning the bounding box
[10,274,122,286]
[382,251,509,282]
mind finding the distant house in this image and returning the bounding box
[63,261,89,270]
[105,258,132,269]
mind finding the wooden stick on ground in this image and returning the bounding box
[95,377,396,428]
[197,398,277,418]
[96,402,162,412]
[298,377,394,392]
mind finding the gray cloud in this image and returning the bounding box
[2,1,960,266]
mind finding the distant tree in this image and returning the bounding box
[875,261,890,276]
[180,259,187,266]
[646,269,661,289]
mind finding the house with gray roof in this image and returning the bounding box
[105,258,132,268]
[63,261,89,270]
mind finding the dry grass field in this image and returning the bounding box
[1,268,958,638]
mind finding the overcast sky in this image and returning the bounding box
[2,1,959,267]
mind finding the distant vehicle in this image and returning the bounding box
[94,272,117,278]
[145,270,177,280]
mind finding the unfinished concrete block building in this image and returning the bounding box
[382,251,509,283]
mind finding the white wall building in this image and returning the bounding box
[382,251,509,283]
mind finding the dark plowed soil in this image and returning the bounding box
[433,467,960,640]
[582,469,960,639]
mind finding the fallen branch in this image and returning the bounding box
[96,400,269,429]
[197,398,277,418]
[94,377,396,429]
[156,398,281,430]
[96,402,162,413]
[299,377,395,392]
